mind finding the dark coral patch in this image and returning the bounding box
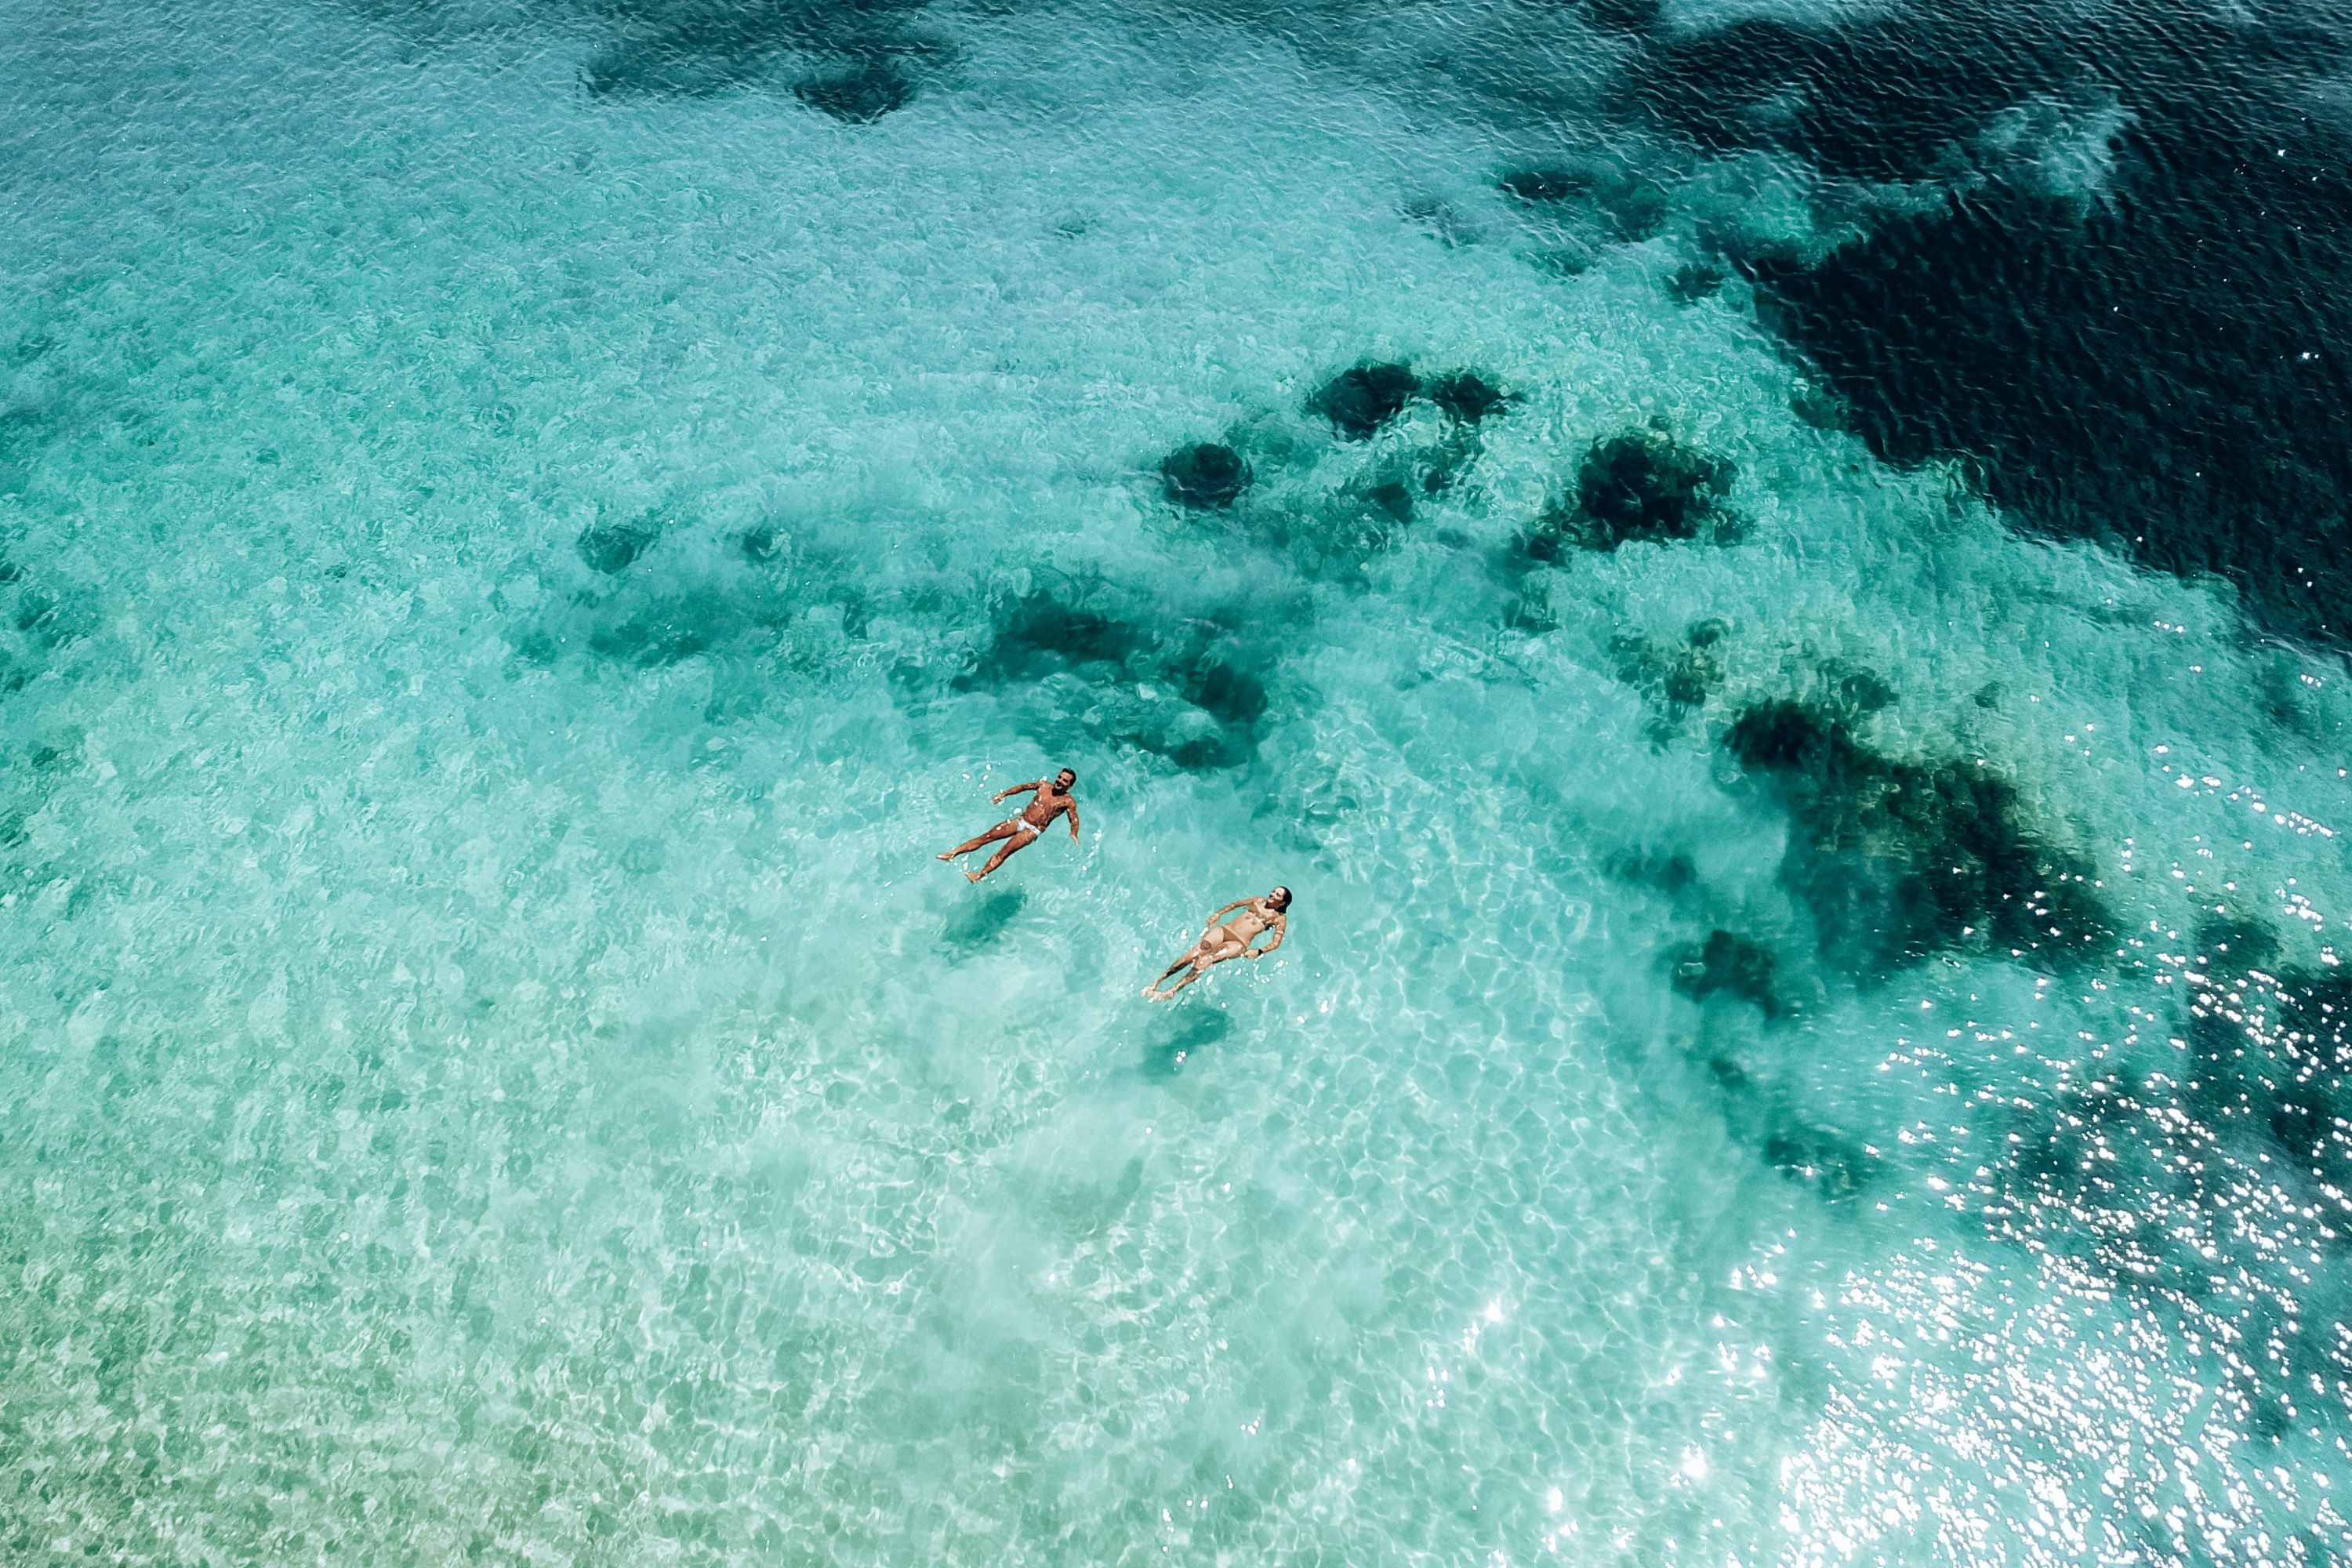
[1355,478,1414,526]
[582,0,940,113]
[1159,442,1252,510]
[955,591,1270,771]
[1668,262,1725,303]
[1760,1122,1871,1200]
[963,593,1145,684]
[1500,164,1668,242]
[1526,428,1734,557]
[1673,930,1781,1018]
[1311,362,1420,441]
[1722,699,2107,978]
[1617,3,2352,641]
[1425,372,1512,425]
[1611,633,1721,710]
[577,515,662,575]
[1583,0,1662,36]
[584,8,797,98]
[794,57,914,122]
[1498,169,1591,205]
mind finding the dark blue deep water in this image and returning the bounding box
[2,0,2350,1561]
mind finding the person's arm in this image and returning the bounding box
[1249,914,1287,958]
[1202,898,1249,932]
[1065,799,1082,842]
[992,781,1044,805]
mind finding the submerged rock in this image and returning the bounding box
[794,58,913,122]
[583,0,942,106]
[1526,427,1735,556]
[1499,164,1670,242]
[1425,372,1512,425]
[1159,441,1251,509]
[1612,633,1722,710]
[1355,477,1414,526]
[1498,169,1592,205]
[577,514,662,575]
[955,591,1270,771]
[1583,0,1662,33]
[1760,1122,1871,1200]
[1673,929,1782,1017]
[1311,362,1420,441]
[1668,262,1726,303]
[1723,699,2108,977]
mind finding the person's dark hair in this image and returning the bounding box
[1270,886,1292,909]
[1057,768,1077,785]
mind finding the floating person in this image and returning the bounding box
[1142,887,1290,1000]
[937,768,1081,883]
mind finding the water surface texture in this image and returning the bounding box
[4,0,2351,1562]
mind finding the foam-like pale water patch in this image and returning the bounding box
[2,2,2348,1564]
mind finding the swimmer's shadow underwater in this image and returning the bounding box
[1135,1009,1232,1081]
[933,890,1232,1079]
[939,887,1028,957]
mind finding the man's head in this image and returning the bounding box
[1269,886,1292,911]
[1055,768,1077,789]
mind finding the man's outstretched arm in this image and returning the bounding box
[1065,801,1082,842]
[992,780,1044,804]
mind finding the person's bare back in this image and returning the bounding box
[936,768,1081,883]
[1143,887,1290,1000]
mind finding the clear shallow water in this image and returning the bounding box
[2,0,2350,1563]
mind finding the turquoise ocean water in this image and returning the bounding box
[4,0,2351,1561]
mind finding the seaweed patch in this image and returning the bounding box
[1159,441,1252,510]
[954,591,1272,771]
[1618,2,2352,641]
[1310,362,1420,441]
[794,57,915,122]
[1525,427,1735,557]
[1722,699,2108,978]
[583,0,942,117]
[578,514,662,575]
[1672,929,1783,1018]
[1424,372,1512,425]
[1498,162,1669,243]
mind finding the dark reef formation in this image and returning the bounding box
[1722,699,2107,979]
[793,58,916,122]
[956,590,1271,771]
[1310,363,1421,441]
[1601,0,2352,642]
[2161,919,2352,1196]
[1159,442,1252,510]
[1672,929,1782,1018]
[1497,162,1668,243]
[1424,372,1512,426]
[577,514,662,575]
[1612,622,1727,712]
[582,0,943,118]
[1525,428,1734,557]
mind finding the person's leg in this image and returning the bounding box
[1157,942,1243,999]
[1142,950,1200,999]
[1153,963,1207,1000]
[939,822,1017,861]
[967,831,1036,883]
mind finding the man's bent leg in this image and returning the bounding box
[967,831,1036,883]
[940,822,1018,861]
